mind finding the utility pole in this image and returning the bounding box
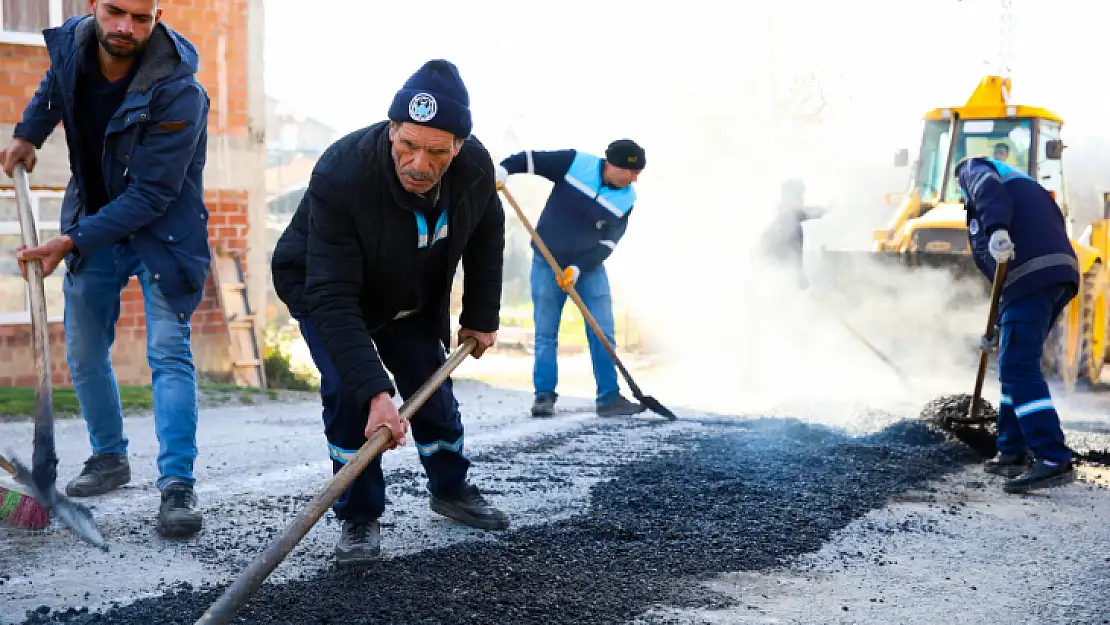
[998,0,1013,81]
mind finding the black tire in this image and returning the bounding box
[1078,263,1107,387]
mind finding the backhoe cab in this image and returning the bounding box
[878,76,1069,269]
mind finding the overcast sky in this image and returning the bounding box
[262,0,1108,140]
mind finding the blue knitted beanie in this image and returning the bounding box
[387,59,472,139]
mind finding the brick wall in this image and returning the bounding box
[0,44,48,122]
[0,2,260,387]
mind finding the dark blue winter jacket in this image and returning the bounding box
[500,149,635,273]
[13,15,211,319]
[957,156,1079,311]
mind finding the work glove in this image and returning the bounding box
[988,229,1014,263]
[979,330,1000,353]
[556,265,580,291]
[495,165,509,189]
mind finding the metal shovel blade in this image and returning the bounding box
[7,453,108,551]
[637,394,677,421]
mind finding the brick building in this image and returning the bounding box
[0,0,268,386]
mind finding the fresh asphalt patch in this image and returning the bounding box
[22,417,977,624]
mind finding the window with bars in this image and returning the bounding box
[0,0,88,44]
[0,190,65,324]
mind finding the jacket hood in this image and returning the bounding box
[47,14,200,94]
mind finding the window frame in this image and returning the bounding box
[0,187,66,325]
[0,0,75,46]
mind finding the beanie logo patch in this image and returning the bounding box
[408,93,438,123]
[627,156,637,164]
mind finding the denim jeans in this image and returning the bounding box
[530,254,620,404]
[63,243,199,490]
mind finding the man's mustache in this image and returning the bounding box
[400,169,434,181]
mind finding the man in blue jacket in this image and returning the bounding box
[956,156,1078,493]
[0,3,210,537]
[496,141,646,418]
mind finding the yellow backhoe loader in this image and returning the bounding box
[821,75,1110,389]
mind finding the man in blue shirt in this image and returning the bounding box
[0,3,210,537]
[956,156,1078,493]
[497,140,646,418]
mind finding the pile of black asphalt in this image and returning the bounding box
[923,392,1110,466]
[23,415,978,625]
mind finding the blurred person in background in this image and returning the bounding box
[758,178,827,290]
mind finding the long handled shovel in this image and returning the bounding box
[949,260,1007,426]
[195,337,478,625]
[498,185,676,421]
[834,315,913,389]
[10,163,107,550]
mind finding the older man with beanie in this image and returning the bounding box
[271,59,507,564]
[956,155,1078,493]
[496,140,646,418]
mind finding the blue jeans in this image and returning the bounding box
[63,244,199,490]
[996,284,1072,464]
[530,254,620,404]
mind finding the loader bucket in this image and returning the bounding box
[813,247,990,305]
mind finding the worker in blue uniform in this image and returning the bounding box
[496,140,647,418]
[956,155,1078,493]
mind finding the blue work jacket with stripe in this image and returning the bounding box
[13,15,211,319]
[957,156,1079,311]
[500,149,636,272]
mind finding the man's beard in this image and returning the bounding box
[95,22,147,59]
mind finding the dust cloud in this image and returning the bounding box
[615,184,991,417]
[477,0,1110,420]
[597,63,994,418]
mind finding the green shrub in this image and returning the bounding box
[263,346,316,391]
[263,322,319,391]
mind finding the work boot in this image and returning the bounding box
[65,453,131,497]
[429,483,510,530]
[531,396,555,418]
[1003,459,1077,494]
[335,520,381,565]
[983,451,1031,478]
[157,482,203,538]
[596,394,645,417]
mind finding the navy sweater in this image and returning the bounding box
[958,156,1079,311]
[500,149,635,272]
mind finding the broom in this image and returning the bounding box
[0,465,50,531]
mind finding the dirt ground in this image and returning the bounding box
[2,353,1109,624]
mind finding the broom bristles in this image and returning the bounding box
[0,484,50,530]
